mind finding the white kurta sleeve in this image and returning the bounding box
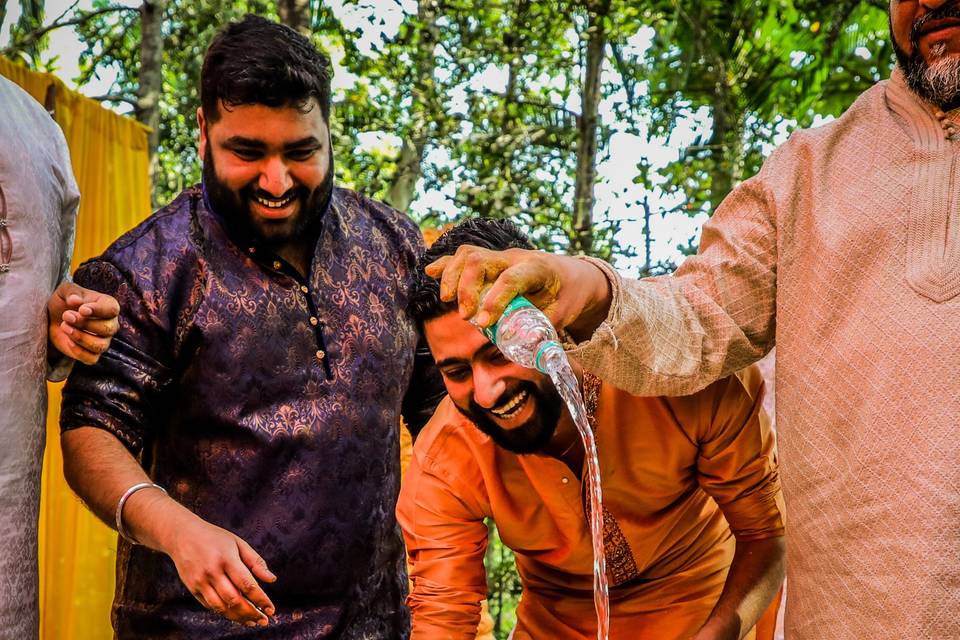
[46,123,80,383]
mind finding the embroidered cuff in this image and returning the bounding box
[565,256,623,356]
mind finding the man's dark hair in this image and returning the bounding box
[410,217,535,326]
[201,14,332,123]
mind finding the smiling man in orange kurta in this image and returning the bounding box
[397,219,786,640]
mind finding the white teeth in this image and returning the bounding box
[491,389,529,418]
[255,195,294,209]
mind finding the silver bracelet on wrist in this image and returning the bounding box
[115,482,167,545]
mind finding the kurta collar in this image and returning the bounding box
[885,66,957,150]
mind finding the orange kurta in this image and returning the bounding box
[397,367,785,639]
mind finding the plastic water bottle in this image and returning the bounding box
[478,296,564,373]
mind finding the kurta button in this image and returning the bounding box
[561,477,569,484]
[315,350,325,361]
[310,316,319,326]
[300,285,309,294]
[272,260,282,270]
[248,247,255,254]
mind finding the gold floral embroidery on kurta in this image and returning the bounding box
[581,372,641,586]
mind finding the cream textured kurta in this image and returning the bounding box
[0,76,79,640]
[570,68,959,639]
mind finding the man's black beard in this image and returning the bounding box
[454,379,565,454]
[894,2,960,110]
[202,142,334,251]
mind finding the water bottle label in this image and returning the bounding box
[481,296,536,344]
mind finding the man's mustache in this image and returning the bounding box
[912,2,960,47]
[488,382,533,415]
[243,186,307,202]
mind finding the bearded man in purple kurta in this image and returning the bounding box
[58,16,442,639]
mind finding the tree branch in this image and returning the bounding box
[47,1,83,29]
[610,42,640,112]
[75,10,140,88]
[91,93,138,107]
[1,5,140,57]
[479,87,581,120]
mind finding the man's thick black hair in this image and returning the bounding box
[201,14,332,122]
[410,217,536,326]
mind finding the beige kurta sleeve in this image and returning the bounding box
[567,155,783,397]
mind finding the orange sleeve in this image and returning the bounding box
[695,366,786,541]
[397,438,490,640]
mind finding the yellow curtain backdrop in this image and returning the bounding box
[0,57,152,639]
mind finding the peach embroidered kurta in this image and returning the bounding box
[398,368,784,639]
[571,69,960,638]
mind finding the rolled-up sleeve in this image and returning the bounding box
[695,366,786,541]
[60,259,174,453]
[397,440,490,640]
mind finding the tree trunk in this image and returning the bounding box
[384,0,439,213]
[570,0,609,256]
[278,0,313,37]
[706,71,743,213]
[136,0,164,207]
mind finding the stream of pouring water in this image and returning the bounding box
[474,292,609,638]
[541,347,610,640]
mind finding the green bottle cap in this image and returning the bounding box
[534,340,562,373]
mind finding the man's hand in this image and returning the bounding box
[148,500,278,628]
[426,246,612,342]
[690,537,785,640]
[47,282,120,365]
[61,427,277,627]
[167,518,277,627]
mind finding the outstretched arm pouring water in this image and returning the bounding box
[426,166,779,399]
[425,245,612,344]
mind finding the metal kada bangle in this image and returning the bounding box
[115,482,167,545]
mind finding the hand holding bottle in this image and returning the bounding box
[425,246,613,343]
[474,295,564,374]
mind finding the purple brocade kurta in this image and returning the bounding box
[60,185,441,639]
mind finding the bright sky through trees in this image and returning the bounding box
[2,0,725,274]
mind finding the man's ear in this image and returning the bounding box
[197,107,207,160]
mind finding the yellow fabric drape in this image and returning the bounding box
[0,56,152,640]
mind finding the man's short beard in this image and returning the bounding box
[455,379,564,454]
[894,4,960,110]
[202,141,334,250]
